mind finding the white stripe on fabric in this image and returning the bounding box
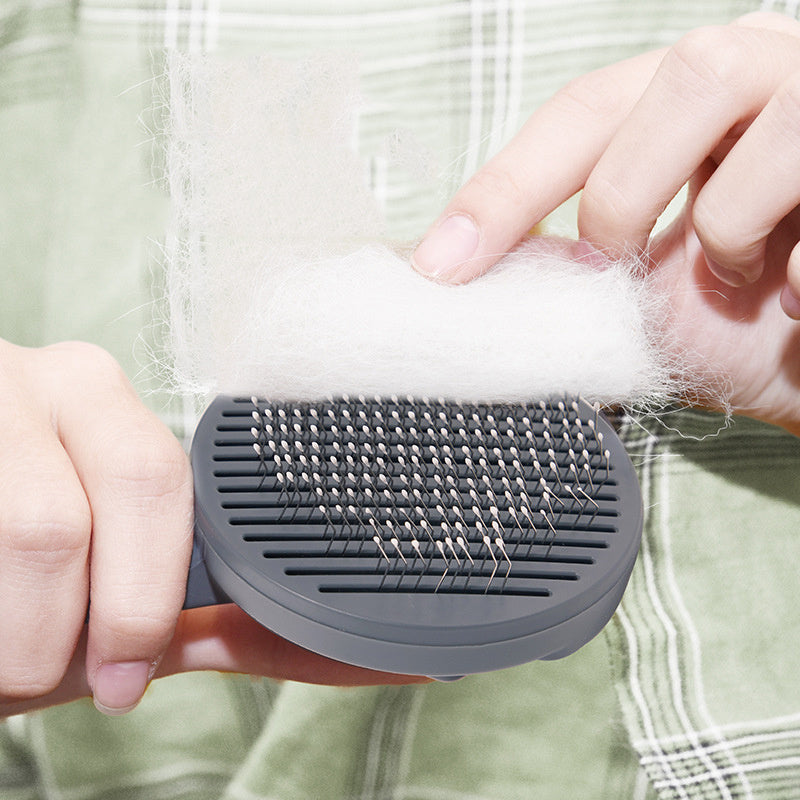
[505,0,525,143]
[188,0,204,53]
[361,691,393,798]
[206,1,494,29]
[486,0,509,159]
[28,716,62,800]
[618,607,691,800]
[163,0,179,48]
[637,728,800,770]
[633,765,653,800]
[203,0,220,51]
[617,430,693,798]
[623,435,738,798]
[655,448,753,797]
[371,154,389,221]
[462,0,485,182]
[639,712,800,749]
[360,28,679,79]
[126,1,495,30]
[394,688,426,794]
[651,757,800,792]
[643,446,746,799]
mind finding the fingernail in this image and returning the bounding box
[92,661,151,716]
[412,214,480,279]
[705,256,747,287]
[781,284,800,320]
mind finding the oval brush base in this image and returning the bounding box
[186,395,643,677]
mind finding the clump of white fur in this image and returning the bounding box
[162,53,680,407]
[189,239,674,404]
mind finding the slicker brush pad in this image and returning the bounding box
[191,395,643,678]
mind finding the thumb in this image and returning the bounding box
[0,607,428,717]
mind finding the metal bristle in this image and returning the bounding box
[242,396,612,594]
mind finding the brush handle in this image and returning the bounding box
[184,536,227,609]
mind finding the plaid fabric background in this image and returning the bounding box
[3,1,800,798]
[608,411,800,800]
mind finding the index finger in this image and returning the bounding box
[410,48,665,283]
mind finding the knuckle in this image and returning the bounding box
[775,72,800,132]
[43,341,128,388]
[553,68,629,121]
[97,432,191,503]
[581,172,638,235]
[692,195,761,265]
[665,26,747,96]
[97,603,176,648]
[0,658,68,700]
[692,196,733,253]
[466,162,528,208]
[0,491,90,566]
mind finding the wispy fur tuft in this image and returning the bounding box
[160,53,718,412]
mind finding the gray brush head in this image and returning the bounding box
[188,395,642,678]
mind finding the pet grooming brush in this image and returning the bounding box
[185,395,642,678]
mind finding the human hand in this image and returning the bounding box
[0,338,194,716]
[1,604,429,718]
[411,12,800,435]
[0,339,426,719]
